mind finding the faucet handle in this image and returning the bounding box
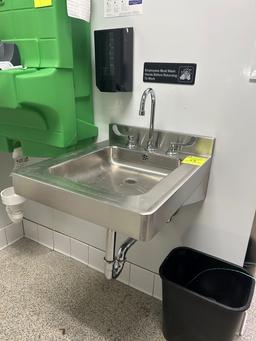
[127,135,136,149]
[146,139,156,152]
[166,143,180,156]
[166,137,197,156]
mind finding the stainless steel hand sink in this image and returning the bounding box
[49,146,179,197]
[13,124,215,241]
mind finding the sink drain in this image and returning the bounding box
[124,178,137,185]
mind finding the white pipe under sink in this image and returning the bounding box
[1,187,26,224]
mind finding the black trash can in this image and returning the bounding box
[159,247,255,341]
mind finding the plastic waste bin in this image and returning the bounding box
[159,247,255,341]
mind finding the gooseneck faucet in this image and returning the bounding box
[139,88,156,151]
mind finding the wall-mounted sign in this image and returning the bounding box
[143,63,197,85]
[67,0,91,22]
[104,0,143,18]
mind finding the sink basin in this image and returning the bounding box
[49,146,179,196]
[12,124,215,241]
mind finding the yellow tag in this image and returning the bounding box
[34,0,52,8]
[182,156,208,167]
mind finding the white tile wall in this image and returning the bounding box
[71,238,89,265]
[117,229,180,274]
[53,210,107,250]
[0,228,7,250]
[153,274,163,301]
[38,225,54,250]
[117,262,131,285]
[5,222,23,245]
[130,264,154,296]
[23,220,38,242]
[88,246,105,273]
[53,232,71,256]
[22,222,163,301]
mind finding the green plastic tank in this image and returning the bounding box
[0,0,98,157]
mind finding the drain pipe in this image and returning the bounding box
[104,229,137,280]
[105,230,117,280]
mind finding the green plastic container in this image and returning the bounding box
[0,0,97,156]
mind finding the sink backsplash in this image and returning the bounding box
[110,124,215,157]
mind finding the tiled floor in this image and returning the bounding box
[0,238,255,341]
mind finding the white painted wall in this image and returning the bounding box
[0,153,13,228]
[91,0,256,266]
[24,0,256,273]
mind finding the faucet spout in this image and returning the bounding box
[139,88,156,151]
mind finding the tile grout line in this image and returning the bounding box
[152,273,156,297]
[21,219,25,236]
[35,223,38,243]
[0,225,8,251]
[87,244,90,266]
[53,229,55,251]
[68,235,71,256]
[23,217,51,230]
[3,226,8,247]
[127,261,131,286]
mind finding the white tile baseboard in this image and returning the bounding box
[53,231,71,257]
[24,220,38,242]
[38,225,54,250]
[88,246,105,273]
[71,238,89,265]
[130,264,155,296]
[0,222,24,251]
[5,222,23,246]
[153,274,163,301]
[0,227,8,250]
[23,221,162,300]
